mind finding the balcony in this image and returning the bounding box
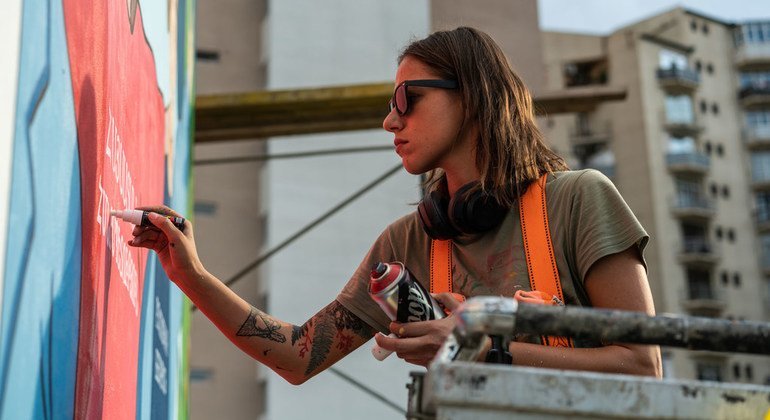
[738,83,770,108]
[656,67,700,94]
[662,114,703,138]
[757,208,770,233]
[666,152,710,176]
[679,284,726,318]
[762,251,770,276]
[735,43,770,70]
[670,195,715,221]
[678,237,720,266]
[744,126,770,150]
[751,174,770,191]
[569,121,611,146]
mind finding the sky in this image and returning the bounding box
[538,0,770,34]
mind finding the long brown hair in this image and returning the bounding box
[400,27,568,207]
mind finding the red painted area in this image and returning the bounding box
[64,2,164,419]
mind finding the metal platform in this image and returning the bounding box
[408,364,770,419]
[406,297,770,419]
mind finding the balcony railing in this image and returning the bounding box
[738,83,770,108]
[751,171,770,190]
[569,121,611,146]
[678,236,720,266]
[666,152,710,175]
[757,207,770,233]
[762,250,770,274]
[679,284,726,317]
[671,194,715,221]
[656,67,700,93]
[735,42,770,70]
[744,125,770,150]
[661,111,703,137]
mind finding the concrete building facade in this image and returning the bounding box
[542,8,770,385]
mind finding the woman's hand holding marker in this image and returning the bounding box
[121,206,203,285]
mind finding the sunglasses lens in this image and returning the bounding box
[395,84,408,115]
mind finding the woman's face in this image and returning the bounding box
[383,56,477,177]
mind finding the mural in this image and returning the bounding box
[0,0,195,418]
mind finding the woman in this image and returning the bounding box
[130,27,662,385]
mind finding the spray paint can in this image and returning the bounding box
[368,261,444,360]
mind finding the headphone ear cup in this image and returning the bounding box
[449,183,508,235]
[418,189,460,240]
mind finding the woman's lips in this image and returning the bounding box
[394,138,407,154]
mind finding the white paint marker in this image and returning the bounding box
[111,209,186,232]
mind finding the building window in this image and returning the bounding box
[746,365,754,381]
[702,23,709,34]
[721,271,729,286]
[695,60,703,72]
[762,235,770,271]
[563,59,608,87]
[751,151,770,182]
[696,362,723,382]
[700,100,708,113]
[715,226,723,240]
[711,103,719,115]
[706,63,714,74]
[659,49,688,70]
[195,49,221,62]
[736,22,770,47]
[725,226,733,241]
[757,192,770,223]
[705,142,712,155]
[733,363,741,379]
[687,268,714,299]
[710,183,718,197]
[716,144,724,156]
[721,185,729,198]
[733,272,741,287]
[746,111,770,139]
[691,20,698,32]
[739,71,770,89]
[665,95,695,124]
[668,136,696,154]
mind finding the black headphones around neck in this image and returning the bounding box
[417,181,508,240]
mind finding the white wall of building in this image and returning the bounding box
[265,1,430,419]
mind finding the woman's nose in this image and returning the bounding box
[383,108,403,132]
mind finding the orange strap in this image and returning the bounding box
[429,174,573,348]
[518,175,564,304]
[429,239,453,293]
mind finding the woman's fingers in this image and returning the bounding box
[136,205,184,219]
[132,228,161,245]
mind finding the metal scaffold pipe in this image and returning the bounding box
[444,297,770,363]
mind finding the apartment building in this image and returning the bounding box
[542,8,770,385]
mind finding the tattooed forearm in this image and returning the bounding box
[329,302,376,339]
[291,323,310,345]
[305,315,335,376]
[236,307,286,343]
[302,301,375,376]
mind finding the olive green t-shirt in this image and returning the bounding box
[336,169,649,335]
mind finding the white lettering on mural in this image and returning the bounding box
[154,348,168,395]
[105,110,137,211]
[155,297,169,354]
[154,296,169,395]
[96,107,140,316]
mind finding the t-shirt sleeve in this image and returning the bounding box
[336,226,397,334]
[569,169,649,281]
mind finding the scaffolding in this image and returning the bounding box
[407,297,770,419]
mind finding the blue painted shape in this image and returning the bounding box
[0,0,81,418]
[137,0,171,106]
[136,256,157,420]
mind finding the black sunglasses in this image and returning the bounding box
[388,79,458,115]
